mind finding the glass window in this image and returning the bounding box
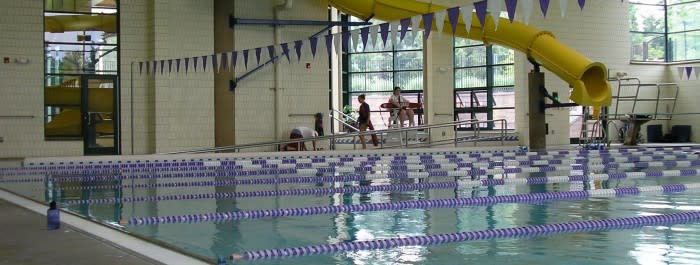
[454,38,515,130]
[629,1,700,62]
[44,0,119,139]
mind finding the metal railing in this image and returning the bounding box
[164,118,509,154]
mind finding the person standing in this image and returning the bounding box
[389,86,415,127]
[357,94,370,149]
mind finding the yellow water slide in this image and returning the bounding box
[328,0,612,107]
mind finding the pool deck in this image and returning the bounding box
[0,197,160,265]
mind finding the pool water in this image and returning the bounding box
[3,149,700,265]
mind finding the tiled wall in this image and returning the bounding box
[232,0,329,149]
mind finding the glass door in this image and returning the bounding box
[82,75,118,155]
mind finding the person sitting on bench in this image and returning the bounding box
[388,86,415,127]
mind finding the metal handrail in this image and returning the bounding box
[163,118,509,154]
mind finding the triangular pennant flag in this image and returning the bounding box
[488,0,503,30]
[280,43,291,63]
[390,22,399,46]
[242,49,249,69]
[267,45,275,63]
[435,10,446,35]
[255,47,262,65]
[461,5,473,34]
[447,7,461,34]
[325,34,334,56]
[422,13,434,39]
[193,56,198,72]
[146,61,150,74]
[335,32,344,54]
[578,0,585,10]
[522,0,534,24]
[176,58,181,73]
[342,31,351,52]
[400,18,410,42]
[370,24,378,49]
[474,1,488,27]
[220,53,228,72]
[168,59,172,74]
[184,57,189,74]
[294,40,303,61]
[540,0,550,17]
[309,36,318,58]
[351,29,360,52]
[559,0,568,17]
[152,60,157,74]
[211,54,218,73]
[139,61,143,75]
[677,67,684,80]
[202,55,208,72]
[379,23,390,47]
[505,0,518,22]
[160,60,164,75]
[360,27,370,51]
[410,15,421,43]
[686,66,693,79]
[231,51,238,70]
[694,66,700,80]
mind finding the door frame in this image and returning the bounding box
[81,75,119,155]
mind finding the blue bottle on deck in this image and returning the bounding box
[47,201,60,230]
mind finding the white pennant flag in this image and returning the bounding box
[351,29,360,52]
[521,0,534,25]
[370,24,378,49]
[559,0,568,17]
[390,21,399,46]
[434,10,447,36]
[334,33,342,55]
[488,0,503,30]
[695,66,700,80]
[411,15,422,44]
[461,5,473,35]
[677,66,684,80]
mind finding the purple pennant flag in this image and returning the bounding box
[184,57,189,74]
[422,13,434,39]
[379,23,390,47]
[446,7,460,34]
[686,66,693,79]
[474,1,488,27]
[160,60,164,75]
[146,61,150,74]
[176,58,181,73]
[231,51,238,70]
[325,34,334,56]
[578,0,585,10]
[220,53,228,72]
[280,43,291,63]
[506,0,518,22]
[400,18,410,42]
[360,27,369,51]
[294,40,303,61]
[168,59,172,74]
[152,60,157,74]
[193,56,198,72]
[255,47,262,65]
[540,0,550,17]
[309,36,318,58]
[341,31,351,52]
[202,55,208,72]
[139,62,143,75]
[242,49,249,69]
[267,45,275,62]
[211,54,218,73]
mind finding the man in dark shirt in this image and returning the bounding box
[357,94,370,149]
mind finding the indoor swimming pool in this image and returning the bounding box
[2,146,700,264]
